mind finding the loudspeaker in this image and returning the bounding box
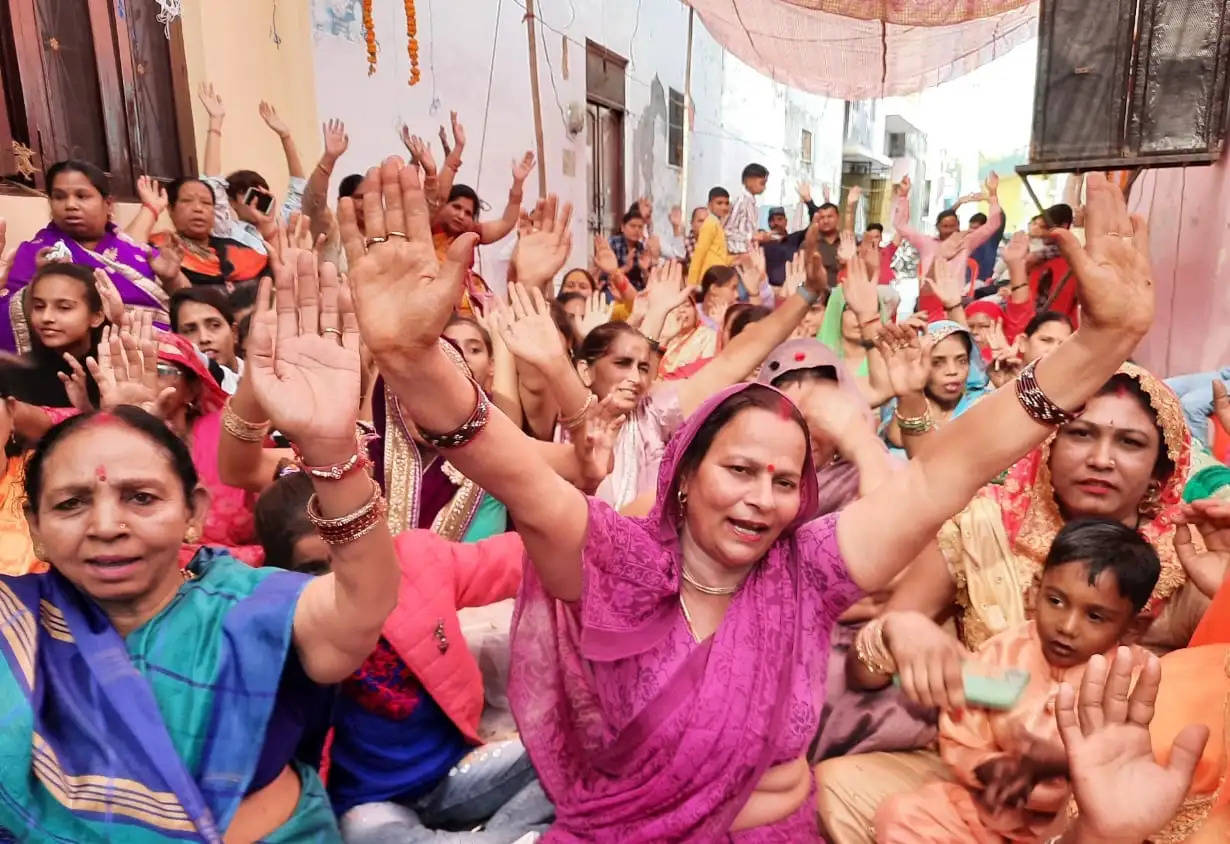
[1028,0,1230,172]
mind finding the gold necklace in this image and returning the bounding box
[679,593,702,643]
[681,566,738,596]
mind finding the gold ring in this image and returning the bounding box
[364,236,388,247]
[322,327,343,341]
[386,231,408,239]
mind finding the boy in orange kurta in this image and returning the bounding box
[875,518,1159,843]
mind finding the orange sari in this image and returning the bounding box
[432,228,490,317]
[0,453,43,577]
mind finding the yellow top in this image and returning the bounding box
[687,215,730,288]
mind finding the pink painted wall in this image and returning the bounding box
[1128,162,1230,377]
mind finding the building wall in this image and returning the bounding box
[309,0,845,288]
[0,2,319,247]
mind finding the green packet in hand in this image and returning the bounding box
[894,667,1029,710]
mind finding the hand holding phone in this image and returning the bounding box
[243,187,275,216]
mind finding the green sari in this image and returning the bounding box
[0,548,340,842]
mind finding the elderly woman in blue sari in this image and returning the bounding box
[881,320,991,457]
[2,160,189,353]
[0,249,397,841]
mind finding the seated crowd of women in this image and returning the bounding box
[0,101,1228,844]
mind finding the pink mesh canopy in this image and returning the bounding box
[683,0,1038,99]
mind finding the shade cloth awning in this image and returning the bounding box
[682,0,1038,99]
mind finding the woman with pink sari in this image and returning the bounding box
[340,159,1155,840]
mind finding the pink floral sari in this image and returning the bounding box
[509,383,863,841]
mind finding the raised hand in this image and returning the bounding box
[1053,172,1153,334]
[576,292,612,340]
[644,260,693,316]
[837,229,857,265]
[875,323,931,399]
[497,282,568,372]
[984,170,999,197]
[512,151,535,186]
[92,269,126,328]
[56,353,94,412]
[86,317,176,416]
[401,128,438,177]
[574,399,625,492]
[259,101,290,138]
[794,377,875,455]
[135,176,168,216]
[593,233,619,276]
[896,176,911,198]
[931,250,964,308]
[1003,230,1029,265]
[668,205,683,233]
[197,82,225,120]
[246,254,361,459]
[1173,497,1230,599]
[340,156,477,358]
[804,250,828,298]
[1058,648,1208,842]
[511,194,573,290]
[796,181,812,203]
[782,251,806,298]
[846,184,862,209]
[149,239,185,284]
[746,242,767,284]
[841,238,879,322]
[323,118,349,159]
[450,111,466,149]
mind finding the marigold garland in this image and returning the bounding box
[363,0,377,76]
[405,0,420,86]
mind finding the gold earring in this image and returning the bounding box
[184,527,200,544]
[1138,482,1162,518]
[677,488,688,509]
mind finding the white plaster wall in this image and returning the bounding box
[310,0,847,290]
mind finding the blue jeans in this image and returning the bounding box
[1165,367,1230,448]
[339,739,553,843]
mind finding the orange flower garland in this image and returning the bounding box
[405,0,420,86]
[363,0,377,75]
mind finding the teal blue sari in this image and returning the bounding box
[0,548,340,842]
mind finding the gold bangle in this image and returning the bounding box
[222,397,270,442]
[306,478,388,545]
[854,616,896,676]
[894,403,934,435]
[559,393,597,430]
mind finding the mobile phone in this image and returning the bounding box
[243,187,275,215]
[894,667,1029,710]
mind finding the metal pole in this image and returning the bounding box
[681,8,695,214]
[524,0,548,196]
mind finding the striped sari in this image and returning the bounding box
[0,548,338,842]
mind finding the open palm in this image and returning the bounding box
[1058,649,1207,841]
[512,194,572,290]
[246,249,360,452]
[1058,172,1154,335]
[876,324,931,397]
[340,157,474,359]
[498,282,568,372]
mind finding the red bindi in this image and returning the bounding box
[793,352,806,361]
[767,464,776,474]
[95,465,107,483]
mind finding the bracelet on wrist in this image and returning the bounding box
[292,431,377,481]
[306,477,387,545]
[894,402,935,435]
[1015,359,1084,425]
[142,203,162,217]
[222,398,270,442]
[415,376,491,449]
[1010,284,1029,292]
[854,616,896,675]
[797,286,820,306]
[558,393,597,431]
